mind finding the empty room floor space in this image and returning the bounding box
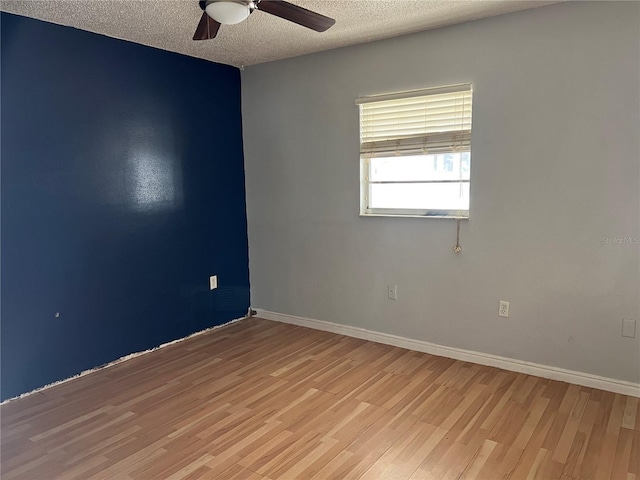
[1,317,638,479]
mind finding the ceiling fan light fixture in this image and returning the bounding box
[205,0,251,25]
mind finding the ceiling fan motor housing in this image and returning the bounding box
[201,0,255,25]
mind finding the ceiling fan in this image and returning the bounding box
[193,0,336,40]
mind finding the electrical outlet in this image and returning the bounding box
[498,300,510,318]
[209,275,218,290]
[388,285,398,300]
[622,318,636,338]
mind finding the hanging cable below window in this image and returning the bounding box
[453,91,464,254]
[454,219,462,253]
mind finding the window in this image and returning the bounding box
[357,84,472,218]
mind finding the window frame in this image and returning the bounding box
[357,84,472,219]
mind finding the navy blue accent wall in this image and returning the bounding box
[1,13,250,400]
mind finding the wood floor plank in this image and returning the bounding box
[361,421,438,479]
[474,442,524,480]
[610,428,635,480]
[1,317,638,480]
[622,396,639,430]
[458,438,497,480]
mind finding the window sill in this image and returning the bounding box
[359,213,469,219]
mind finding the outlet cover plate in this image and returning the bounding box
[209,275,218,290]
[622,318,636,338]
[388,285,398,300]
[498,300,510,318]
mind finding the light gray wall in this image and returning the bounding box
[241,1,640,383]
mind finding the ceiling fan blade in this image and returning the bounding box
[193,11,221,40]
[258,1,335,32]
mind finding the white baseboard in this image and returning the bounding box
[256,309,640,398]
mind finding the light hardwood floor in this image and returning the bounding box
[1,317,638,479]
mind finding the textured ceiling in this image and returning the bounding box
[1,0,557,67]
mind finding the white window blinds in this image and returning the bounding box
[357,84,472,157]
